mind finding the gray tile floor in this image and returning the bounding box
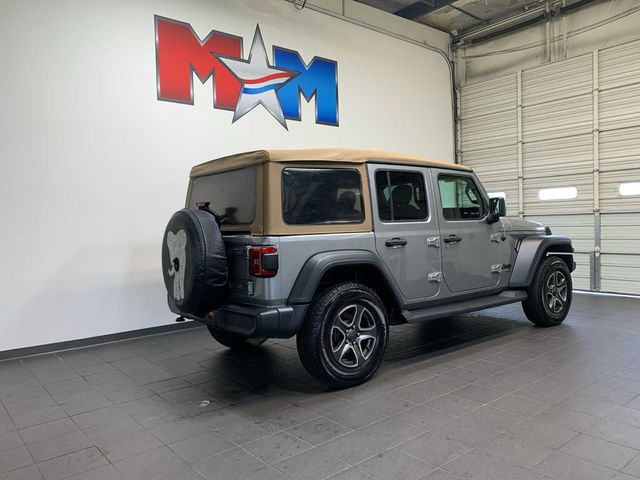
[2,293,640,480]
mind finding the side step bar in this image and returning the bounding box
[401,289,528,323]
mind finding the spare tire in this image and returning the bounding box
[162,208,228,318]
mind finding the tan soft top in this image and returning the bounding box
[190,148,470,177]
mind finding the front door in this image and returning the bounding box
[433,170,506,293]
[368,164,441,301]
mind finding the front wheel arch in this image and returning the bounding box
[509,236,574,288]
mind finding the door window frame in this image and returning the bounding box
[436,172,490,223]
[373,168,430,224]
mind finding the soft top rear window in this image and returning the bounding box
[282,168,364,225]
[188,167,256,225]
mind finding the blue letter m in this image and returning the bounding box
[274,47,338,126]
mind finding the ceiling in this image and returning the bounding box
[355,0,546,36]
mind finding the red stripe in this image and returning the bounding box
[242,72,293,84]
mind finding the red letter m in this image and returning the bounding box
[155,16,242,109]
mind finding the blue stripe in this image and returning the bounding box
[242,84,279,94]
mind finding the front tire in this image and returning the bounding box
[522,256,572,327]
[297,282,388,389]
[207,325,266,350]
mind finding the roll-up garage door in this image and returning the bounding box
[458,39,640,294]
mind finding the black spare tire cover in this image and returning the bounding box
[162,208,228,317]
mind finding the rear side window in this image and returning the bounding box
[437,174,486,220]
[282,168,364,225]
[374,170,427,221]
[188,167,256,224]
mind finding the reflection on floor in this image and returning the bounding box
[1,293,640,480]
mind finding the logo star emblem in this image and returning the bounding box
[218,26,296,129]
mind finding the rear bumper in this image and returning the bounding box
[212,303,308,338]
[168,297,307,339]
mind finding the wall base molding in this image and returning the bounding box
[0,321,203,362]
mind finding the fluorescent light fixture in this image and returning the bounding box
[619,182,640,196]
[538,187,577,201]
[488,192,506,199]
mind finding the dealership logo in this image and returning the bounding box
[155,16,339,129]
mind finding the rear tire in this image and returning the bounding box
[522,255,572,327]
[207,325,266,350]
[297,282,388,389]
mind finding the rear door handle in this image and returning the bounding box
[443,234,462,244]
[385,237,408,248]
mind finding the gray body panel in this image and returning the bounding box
[431,168,511,294]
[367,164,442,300]
[224,233,376,306]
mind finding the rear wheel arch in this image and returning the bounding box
[288,251,403,318]
[316,264,401,319]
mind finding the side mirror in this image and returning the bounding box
[490,197,507,217]
[487,197,506,224]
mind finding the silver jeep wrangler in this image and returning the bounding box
[162,149,575,388]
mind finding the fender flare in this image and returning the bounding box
[509,235,574,288]
[287,250,404,307]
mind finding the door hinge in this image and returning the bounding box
[490,233,502,243]
[491,264,504,274]
[428,272,442,283]
[427,236,441,248]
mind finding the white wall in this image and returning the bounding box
[0,0,453,352]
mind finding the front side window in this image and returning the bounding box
[375,170,428,221]
[438,175,486,220]
[282,168,364,225]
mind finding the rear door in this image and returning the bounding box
[433,170,506,293]
[368,164,441,300]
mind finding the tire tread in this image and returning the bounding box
[522,256,572,327]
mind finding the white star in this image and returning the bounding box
[218,26,295,129]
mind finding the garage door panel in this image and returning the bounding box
[571,252,591,291]
[522,93,592,142]
[599,126,640,172]
[523,134,593,179]
[599,168,640,213]
[600,84,640,131]
[460,110,517,150]
[461,144,518,181]
[522,54,592,106]
[458,38,640,295]
[460,74,517,119]
[599,39,640,91]
[601,254,640,295]
[524,174,593,215]
[556,253,591,290]
[601,213,640,255]
[525,215,594,253]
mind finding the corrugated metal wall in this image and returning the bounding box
[458,38,640,294]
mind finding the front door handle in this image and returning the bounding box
[385,237,408,248]
[443,234,462,244]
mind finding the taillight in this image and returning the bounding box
[248,246,278,278]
